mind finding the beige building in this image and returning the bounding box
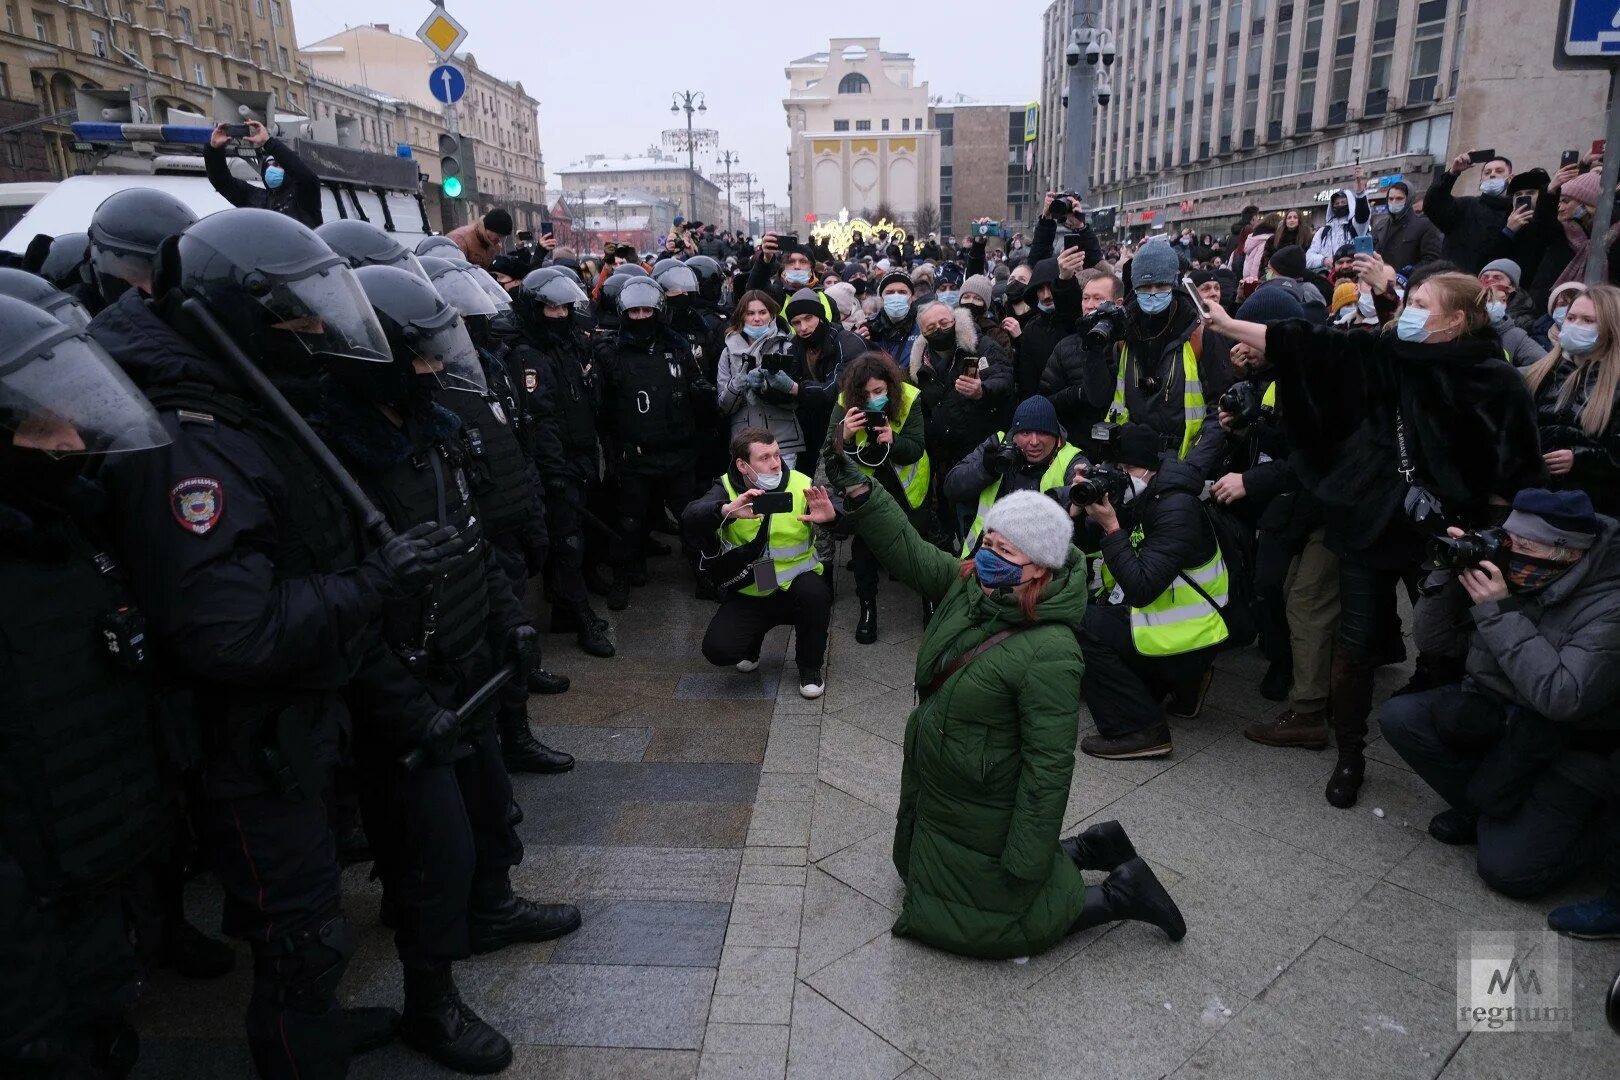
[299,23,543,225]
[556,152,720,229]
[1035,0,1607,237]
[930,99,1037,239]
[783,38,940,229]
[0,0,304,180]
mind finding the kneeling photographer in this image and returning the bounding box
[1074,424,1239,760]
[945,396,1087,556]
[684,428,835,700]
[1380,489,1620,900]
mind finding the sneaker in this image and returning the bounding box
[1166,668,1214,719]
[735,658,760,673]
[798,667,825,699]
[1547,896,1620,940]
[1081,726,1172,760]
[1243,709,1329,750]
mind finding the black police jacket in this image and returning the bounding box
[595,324,703,476]
[518,317,601,486]
[432,379,545,556]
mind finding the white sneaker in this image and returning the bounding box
[798,667,824,699]
[735,658,760,673]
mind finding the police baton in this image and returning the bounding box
[180,297,395,545]
[398,662,517,771]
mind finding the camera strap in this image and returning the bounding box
[1394,408,1417,483]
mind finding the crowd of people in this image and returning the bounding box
[3,135,1619,1078]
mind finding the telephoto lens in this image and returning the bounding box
[1071,462,1131,507]
[1426,526,1511,573]
[1080,302,1125,352]
[1216,381,1266,429]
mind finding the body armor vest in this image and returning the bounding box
[433,385,532,539]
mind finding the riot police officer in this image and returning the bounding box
[1,295,167,1079]
[338,264,581,1074]
[513,268,616,657]
[94,208,448,1078]
[316,218,431,280]
[87,187,200,305]
[0,266,94,329]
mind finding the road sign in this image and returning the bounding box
[1566,0,1620,56]
[416,5,468,59]
[429,64,465,105]
[1024,102,1039,143]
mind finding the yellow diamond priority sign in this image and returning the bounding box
[416,5,467,59]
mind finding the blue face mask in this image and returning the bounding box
[938,291,960,307]
[1037,299,1055,313]
[263,165,286,189]
[1486,300,1507,323]
[1479,177,1507,197]
[1136,289,1172,315]
[974,546,1027,589]
[1560,323,1600,354]
[1396,305,1432,342]
[1552,306,1570,326]
[883,295,911,319]
[742,323,771,340]
[868,393,889,411]
[784,268,811,286]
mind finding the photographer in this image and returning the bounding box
[1523,285,1620,515]
[1074,424,1233,760]
[910,300,1014,517]
[204,119,321,228]
[682,428,835,700]
[1039,268,1124,438]
[946,396,1085,557]
[717,290,805,471]
[1380,489,1620,900]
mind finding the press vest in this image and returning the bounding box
[1097,523,1231,657]
[1107,338,1206,460]
[960,437,1083,557]
[718,472,823,597]
[843,382,931,508]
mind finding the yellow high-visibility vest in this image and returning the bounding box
[841,382,931,509]
[718,472,823,597]
[1098,523,1231,657]
[960,435,1083,557]
[1108,340,1206,460]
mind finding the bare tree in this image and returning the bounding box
[873,199,897,226]
[912,202,941,239]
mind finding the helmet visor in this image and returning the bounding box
[91,245,153,292]
[386,249,431,281]
[532,276,588,307]
[429,264,499,319]
[467,266,514,311]
[656,265,699,295]
[1,327,169,455]
[38,290,92,332]
[256,265,392,366]
[404,311,486,394]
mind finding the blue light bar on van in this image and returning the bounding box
[70,122,215,146]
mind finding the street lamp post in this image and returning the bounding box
[665,90,716,222]
[717,150,740,234]
[1059,2,1116,201]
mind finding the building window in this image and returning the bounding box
[89,27,108,57]
[837,72,870,95]
[881,118,889,130]
[937,112,953,147]
[253,0,264,16]
[178,5,191,40]
[194,62,206,85]
[0,62,8,100]
[278,45,288,71]
[833,119,849,132]
[270,0,281,26]
[855,119,871,131]
[33,11,52,42]
[3,5,13,34]
[1408,0,1449,104]
[915,117,922,129]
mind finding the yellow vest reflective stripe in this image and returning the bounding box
[719,472,823,597]
[960,436,1083,557]
[1098,525,1231,657]
[845,382,931,508]
[1261,381,1276,409]
[1108,341,1205,460]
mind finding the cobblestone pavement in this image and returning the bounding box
[130,554,1620,1079]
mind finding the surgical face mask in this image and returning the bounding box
[750,469,783,490]
[1479,177,1507,197]
[263,165,286,189]
[742,322,772,340]
[1037,299,1056,313]
[882,295,911,319]
[1396,305,1433,343]
[1121,474,1148,504]
[938,290,960,307]
[1486,300,1507,322]
[784,268,811,286]
[1387,200,1407,216]
[1560,323,1600,354]
[867,392,889,411]
[1572,205,1589,222]
[1357,292,1377,318]
[973,546,1027,589]
[1552,306,1570,326]
[1136,289,1172,315]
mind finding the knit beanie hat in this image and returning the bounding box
[877,270,913,295]
[1112,423,1166,470]
[1331,280,1360,313]
[1008,395,1062,438]
[784,288,826,323]
[1236,280,1309,324]
[1480,258,1522,287]
[1561,171,1602,209]
[981,489,1074,571]
[1506,488,1599,551]
[824,281,857,321]
[1130,239,1180,288]
[1268,244,1307,280]
[961,274,995,307]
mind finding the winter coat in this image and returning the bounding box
[716,327,807,466]
[1264,320,1544,561]
[1370,209,1445,273]
[1304,189,1371,271]
[1242,233,1271,280]
[867,307,921,366]
[202,138,322,228]
[839,481,1088,960]
[942,435,1085,511]
[1012,273,1083,400]
[794,325,866,463]
[1530,355,1620,515]
[1465,517,1620,724]
[1113,300,1236,477]
[1039,330,1116,438]
[910,308,1015,468]
[1494,316,1548,369]
[1082,459,1218,604]
[1424,171,1513,274]
[445,222,501,268]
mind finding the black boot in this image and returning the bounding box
[342,1006,400,1055]
[469,880,582,954]
[497,711,574,774]
[399,964,513,1075]
[1259,661,1292,702]
[583,563,613,597]
[1325,751,1366,809]
[855,599,878,645]
[576,617,616,658]
[607,570,632,612]
[1072,857,1186,941]
[159,917,236,979]
[526,665,571,695]
[1059,820,1138,871]
[1427,808,1478,846]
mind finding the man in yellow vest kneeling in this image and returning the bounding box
[682,427,834,700]
[1073,423,1232,760]
[944,395,1088,559]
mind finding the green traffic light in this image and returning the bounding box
[442,175,463,198]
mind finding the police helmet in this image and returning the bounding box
[354,264,486,399]
[0,267,93,331]
[609,262,650,279]
[0,294,168,455]
[418,255,498,320]
[684,254,724,301]
[464,264,514,312]
[172,207,391,378]
[520,268,588,309]
[317,219,429,280]
[414,235,467,261]
[38,232,92,290]
[651,261,699,296]
[616,276,665,316]
[88,188,198,299]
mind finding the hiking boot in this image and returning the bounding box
[1243,709,1330,750]
[1081,726,1173,760]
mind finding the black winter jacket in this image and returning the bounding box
[1424,170,1512,274]
[1083,458,1217,607]
[909,308,1014,467]
[1039,330,1115,437]
[517,317,601,486]
[1531,355,1620,516]
[202,137,322,228]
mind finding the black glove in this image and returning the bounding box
[506,624,539,671]
[404,707,460,767]
[985,441,1021,477]
[358,522,462,599]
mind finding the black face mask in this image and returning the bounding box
[1005,280,1028,305]
[621,318,656,345]
[925,328,956,352]
[0,442,89,507]
[666,295,692,316]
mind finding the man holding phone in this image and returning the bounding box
[204,118,322,228]
[681,428,835,700]
[1426,149,1516,273]
[1370,181,1443,272]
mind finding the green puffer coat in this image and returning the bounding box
[842,482,1089,959]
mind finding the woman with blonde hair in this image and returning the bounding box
[1524,284,1620,514]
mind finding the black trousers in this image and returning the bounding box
[1253,529,1292,672]
[489,534,537,724]
[544,479,590,612]
[612,466,697,570]
[702,571,832,672]
[1080,603,1218,738]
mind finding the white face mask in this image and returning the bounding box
[750,469,783,490]
[1121,475,1148,504]
[1486,300,1507,322]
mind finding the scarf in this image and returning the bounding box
[1553,217,1620,290]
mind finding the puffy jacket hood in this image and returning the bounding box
[88,288,225,390]
[908,306,979,380]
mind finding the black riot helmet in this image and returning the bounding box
[651,261,699,297]
[354,264,485,398]
[684,255,724,302]
[88,188,198,301]
[650,257,683,279]
[616,276,665,316]
[414,235,466,262]
[169,207,391,380]
[317,219,429,280]
[600,264,653,312]
[37,232,92,290]
[515,267,586,327]
[0,267,93,331]
[419,255,499,320]
[0,294,168,456]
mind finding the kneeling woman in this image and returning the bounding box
[803,480,1186,957]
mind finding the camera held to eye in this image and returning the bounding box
[985,441,1023,475]
[1427,527,1511,574]
[1217,380,1272,430]
[1048,193,1083,220]
[1071,462,1131,507]
[1079,301,1126,352]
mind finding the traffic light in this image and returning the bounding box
[438,132,476,199]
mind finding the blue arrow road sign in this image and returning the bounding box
[429,64,466,105]
[1566,0,1620,56]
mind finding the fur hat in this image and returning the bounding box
[981,489,1074,571]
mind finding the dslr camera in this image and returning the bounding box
[1427,527,1511,574]
[1048,192,1084,221]
[1071,462,1131,507]
[1079,301,1126,352]
[985,440,1023,475]
[1217,380,1273,430]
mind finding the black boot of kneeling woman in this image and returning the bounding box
[1063,820,1187,940]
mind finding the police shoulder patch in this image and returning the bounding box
[170,477,224,535]
[524,370,538,393]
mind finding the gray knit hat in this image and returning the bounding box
[1480,258,1522,287]
[982,489,1074,571]
[961,274,994,307]
[1130,239,1180,288]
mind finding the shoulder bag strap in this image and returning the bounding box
[918,627,1022,702]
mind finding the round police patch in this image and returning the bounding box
[524,370,538,393]
[170,477,223,535]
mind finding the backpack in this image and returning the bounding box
[1175,501,1258,650]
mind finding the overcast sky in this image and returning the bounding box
[294,0,1053,215]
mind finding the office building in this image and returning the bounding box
[556,152,720,228]
[930,97,1039,239]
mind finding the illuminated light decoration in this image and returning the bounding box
[808,207,909,259]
